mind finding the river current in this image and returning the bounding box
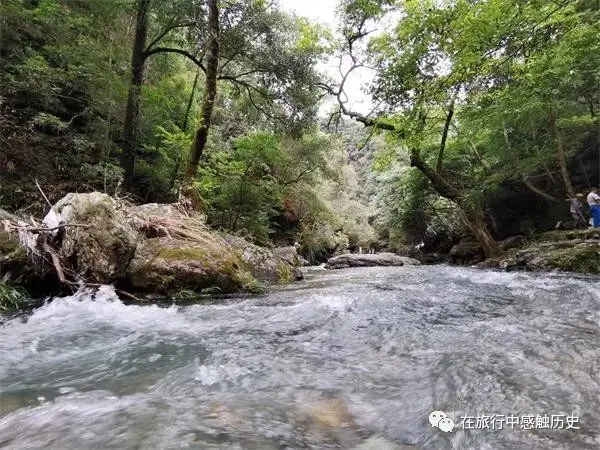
[1,265,600,449]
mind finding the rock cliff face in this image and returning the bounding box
[3,192,303,300]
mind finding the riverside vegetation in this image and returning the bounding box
[1,0,600,310]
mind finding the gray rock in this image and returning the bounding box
[273,246,300,267]
[324,253,421,270]
[499,235,526,250]
[44,192,139,283]
[127,237,254,295]
[0,209,15,221]
[223,235,302,283]
[298,256,311,267]
[449,239,482,259]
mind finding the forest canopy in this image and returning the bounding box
[1,0,599,262]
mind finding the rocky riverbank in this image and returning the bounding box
[4,192,600,312]
[1,192,303,307]
[399,228,600,275]
[324,253,421,270]
[477,229,600,274]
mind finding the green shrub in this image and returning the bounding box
[0,283,29,312]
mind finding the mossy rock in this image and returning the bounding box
[535,229,600,243]
[126,237,263,297]
[223,235,302,283]
[540,245,600,274]
[0,230,20,255]
[0,230,33,282]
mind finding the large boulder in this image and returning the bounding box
[324,253,421,270]
[10,193,305,299]
[0,210,31,282]
[223,235,303,282]
[127,236,302,296]
[126,237,260,295]
[449,239,483,263]
[43,192,139,283]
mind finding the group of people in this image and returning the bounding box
[569,188,600,228]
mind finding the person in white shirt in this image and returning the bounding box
[587,188,600,206]
[587,188,600,227]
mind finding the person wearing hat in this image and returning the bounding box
[570,193,586,228]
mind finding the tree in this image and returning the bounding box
[120,0,327,193]
[182,0,220,201]
[326,0,596,258]
[121,0,150,188]
[120,0,203,188]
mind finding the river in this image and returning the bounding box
[1,265,600,449]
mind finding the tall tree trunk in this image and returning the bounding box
[410,149,500,259]
[181,68,200,132]
[169,69,201,195]
[121,0,150,188]
[549,107,575,198]
[182,0,220,203]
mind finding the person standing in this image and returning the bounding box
[570,193,586,228]
[586,188,600,227]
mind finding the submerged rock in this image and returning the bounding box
[301,398,355,429]
[324,253,421,270]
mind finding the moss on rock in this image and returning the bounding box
[127,236,261,297]
[542,246,600,274]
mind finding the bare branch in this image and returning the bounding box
[436,94,456,173]
[145,20,197,52]
[143,47,206,73]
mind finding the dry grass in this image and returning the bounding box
[126,203,225,248]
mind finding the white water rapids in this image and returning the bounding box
[1,266,600,449]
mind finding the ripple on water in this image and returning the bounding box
[2,266,600,449]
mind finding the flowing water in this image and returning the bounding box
[2,265,600,449]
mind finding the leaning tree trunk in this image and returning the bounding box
[121,0,150,189]
[410,148,500,259]
[549,107,575,198]
[457,203,501,259]
[182,0,220,204]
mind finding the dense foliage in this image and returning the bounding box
[1,0,599,261]
[332,0,600,254]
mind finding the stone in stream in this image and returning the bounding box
[25,192,303,298]
[324,253,421,270]
[352,436,417,450]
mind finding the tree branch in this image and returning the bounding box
[145,20,196,53]
[436,94,456,173]
[143,47,206,73]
